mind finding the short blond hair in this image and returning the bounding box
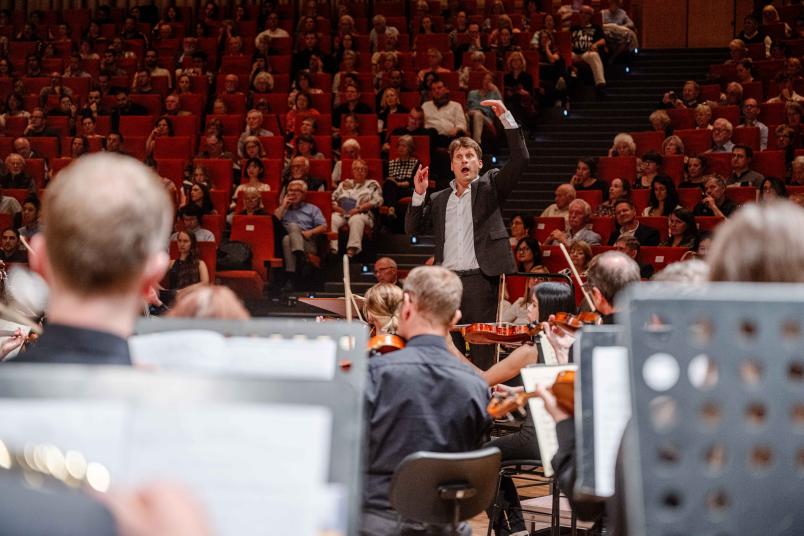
[403,266,462,327]
[44,153,173,295]
[364,283,403,335]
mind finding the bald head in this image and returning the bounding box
[555,184,576,210]
[374,257,398,284]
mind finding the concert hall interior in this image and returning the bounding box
[0,1,801,535]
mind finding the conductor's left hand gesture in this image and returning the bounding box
[480,99,509,118]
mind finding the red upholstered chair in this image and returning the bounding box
[590,217,615,244]
[695,216,725,233]
[638,247,688,273]
[597,156,637,184]
[705,152,733,178]
[675,129,712,155]
[678,188,702,210]
[130,94,163,115]
[662,155,685,185]
[156,159,186,189]
[154,136,192,159]
[193,159,235,193]
[754,150,786,178]
[733,126,760,152]
[534,217,565,243]
[119,115,157,137]
[539,246,565,273]
[759,102,785,125]
[630,131,664,155]
[169,240,217,283]
[712,105,740,126]
[218,215,283,297]
[667,108,695,130]
[28,137,58,159]
[389,135,431,166]
[725,186,758,205]
[575,190,602,210]
[631,189,649,214]
[637,216,669,242]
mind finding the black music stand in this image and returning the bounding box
[620,283,804,536]
[390,447,501,536]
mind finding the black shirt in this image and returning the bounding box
[364,334,490,511]
[692,197,737,217]
[12,323,132,365]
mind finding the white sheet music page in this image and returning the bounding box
[129,330,336,380]
[520,364,577,477]
[0,399,332,536]
[592,346,631,497]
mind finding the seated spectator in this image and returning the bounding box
[237,110,274,158]
[286,93,321,137]
[570,157,608,200]
[69,136,90,159]
[237,186,268,216]
[786,101,804,139]
[660,207,699,248]
[509,212,533,246]
[740,98,768,150]
[643,175,680,216]
[735,59,755,86]
[601,0,638,61]
[0,227,26,263]
[370,15,398,52]
[609,132,636,156]
[679,154,708,189]
[64,53,93,78]
[132,69,157,94]
[38,73,74,108]
[767,72,804,104]
[24,108,58,137]
[594,177,631,216]
[79,116,103,139]
[719,81,744,107]
[467,74,502,144]
[333,50,359,96]
[373,52,401,93]
[0,187,20,215]
[545,198,602,246]
[635,151,668,189]
[789,156,804,186]
[560,240,593,277]
[571,6,607,95]
[333,83,371,131]
[662,135,685,156]
[774,125,797,176]
[255,11,290,47]
[281,156,325,199]
[729,144,764,187]
[293,135,325,160]
[454,22,486,69]
[373,256,400,285]
[233,157,271,205]
[112,89,149,124]
[372,29,403,70]
[383,135,419,224]
[725,38,748,65]
[694,103,713,130]
[514,237,544,272]
[274,179,328,287]
[332,138,362,186]
[460,51,491,91]
[492,27,521,72]
[145,116,173,158]
[13,137,46,162]
[330,159,383,257]
[608,198,660,245]
[535,15,569,106]
[762,5,792,38]
[708,118,734,152]
[785,57,803,81]
[181,182,215,216]
[3,93,30,120]
[220,73,243,96]
[174,74,194,95]
[759,176,788,202]
[736,14,770,52]
[104,131,126,155]
[387,107,439,150]
[504,51,535,124]
[165,230,209,294]
[18,195,41,241]
[693,176,737,217]
[249,71,274,98]
[613,235,654,278]
[198,134,237,166]
[541,183,576,220]
[377,88,409,139]
[417,48,451,83]
[144,48,172,87]
[164,94,191,117]
[1,154,35,191]
[649,109,673,137]
[422,78,467,138]
[660,80,700,109]
[172,205,215,242]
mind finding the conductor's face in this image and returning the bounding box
[451,145,482,186]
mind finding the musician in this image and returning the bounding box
[363,282,402,336]
[405,99,529,370]
[362,266,490,536]
[11,153,173,365]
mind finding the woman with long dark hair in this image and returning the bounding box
[661,207,699,248]
[166,230,209,293]
[514,236,544,272]
[643,175,680,216]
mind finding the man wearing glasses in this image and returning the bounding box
[274,179,327,291]
[739,98,768,150]
[708,118,735,153]
[373,257,399,286]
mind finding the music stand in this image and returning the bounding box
[573,325,627,501]
[619,283,804,535]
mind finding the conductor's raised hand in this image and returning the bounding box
[480,99,508,118]
[413,165,429,195]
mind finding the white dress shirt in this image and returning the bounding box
[410,110,518,271]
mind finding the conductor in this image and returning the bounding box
[405,100,530,369]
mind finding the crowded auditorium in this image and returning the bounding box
[0,1,800,535]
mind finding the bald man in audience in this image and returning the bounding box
[11,153,173,365]
[541,184,576,220]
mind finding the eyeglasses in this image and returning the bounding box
[516,247,531,253]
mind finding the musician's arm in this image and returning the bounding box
[481,343,539,386]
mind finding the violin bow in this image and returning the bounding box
[558,243,596,312]
[343,254,352,322]
[18,235,34,257]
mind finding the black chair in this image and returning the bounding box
[390,446,502,536]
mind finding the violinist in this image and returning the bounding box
[362,266,490,536]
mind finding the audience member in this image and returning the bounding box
[693,176,737,217]
[679,154,708,188]
[728,144,764,187]
[541,184,576,220]
[759,176,788,202]
[594,177,632,216]
[0,227,27,262]
[508,212,533,246]
[422,79,467,139]
[708,118,735,152]
[740,98,768,150]
[661,207,698,248]
[608,198,660,246]
[330,159,383,257]
[643,175,680,216]
[172,205,215,242]
[1,154,35,191]
[570,157,608,199]
[571,6,607,95]
[274,179,327,289]
[545,198,602,246]
[165,230,210,296]
[373,257,399,285]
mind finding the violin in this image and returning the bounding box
[487,370,576,419]
[459,312,601,346]
[367,334,406,355]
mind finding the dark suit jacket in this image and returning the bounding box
[607,222,661,247]
[405,127,529,276]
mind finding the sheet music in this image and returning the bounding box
[520,364,577,476]
[0,399,333,536]
[129,330,336,380]
[592,346,631,497]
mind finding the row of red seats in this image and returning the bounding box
[533,215,725,246]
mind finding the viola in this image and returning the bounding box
[486,370,576,419]
[458,312,601,346]
[367,334,406,355]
